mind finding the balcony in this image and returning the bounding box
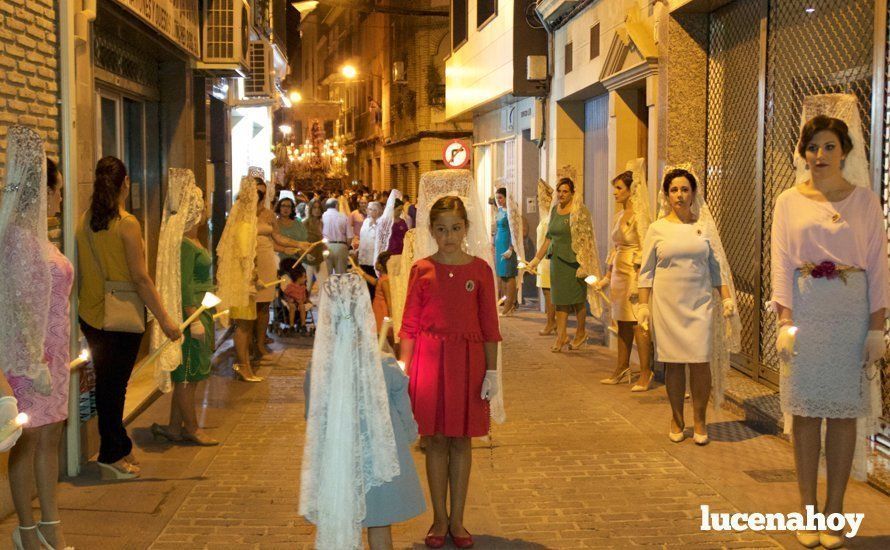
[354,110,382,142]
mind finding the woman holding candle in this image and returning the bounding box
[149,169,219,446]
[77,156,182,481]
[400,170,503,548]
[636,165,740,446]
[526,175,604,352]
[217,176,262,382]
[274,197,308,263]
[770,95,888,549]
[596,160,654,390]
[303,199,329,295]
[1,129,73,550]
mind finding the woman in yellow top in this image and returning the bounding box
[76,157,182,480]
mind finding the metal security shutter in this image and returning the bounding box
[706,0,763,377]
[706,0,876,385]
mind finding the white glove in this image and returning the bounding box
[594,278,609,291]
[776,325,797,364]
[863,330,885,366]
[501,248,513,259]
[636,304,650,332]
[0,396,23,452]
[722,298,736,318]
[480,370,499,401]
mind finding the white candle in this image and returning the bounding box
[68,348,90,371]
[143,292,221,366]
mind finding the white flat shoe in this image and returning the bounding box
[819,531,845,549]
[693,432,709,446]
[669,430,686,443]
[794,530,820,548]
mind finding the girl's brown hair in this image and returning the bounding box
[429,195,469,227]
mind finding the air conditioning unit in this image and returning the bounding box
[244,40,273,97]
[200,0,251,76]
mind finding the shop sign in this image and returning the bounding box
[443,140,471,169]
[113,0,201,58]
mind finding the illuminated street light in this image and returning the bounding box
[289,90,302,103]
[341,64,358,79]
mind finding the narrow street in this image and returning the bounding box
[2,311,888,549]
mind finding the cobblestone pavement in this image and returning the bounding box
[2,310,889,549]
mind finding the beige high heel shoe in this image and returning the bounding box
[97,460,139,480]
[600,368,630,385]
[36,520,75,550]
[233,363,263,382]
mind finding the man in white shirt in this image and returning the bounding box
[321,198,352,274]
[357,201,383,295]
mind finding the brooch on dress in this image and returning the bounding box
[465,280,475,292]
[831,213,841,223]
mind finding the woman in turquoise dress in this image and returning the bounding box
[528,177,603,352]
[151,207,219,446]
[493,187,519,316]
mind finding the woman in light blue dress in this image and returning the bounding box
[494,187,519,315]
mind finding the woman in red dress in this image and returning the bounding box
[399,196,501,549]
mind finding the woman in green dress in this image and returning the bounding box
[151,196,219,446]
[274,197,308,262]
[527,177,604,352]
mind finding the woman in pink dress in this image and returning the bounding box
[399,196,501,549]
[2,137,74,550]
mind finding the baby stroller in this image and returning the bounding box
[271,263,316,336]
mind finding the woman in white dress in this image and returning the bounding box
[637,167,739,445]
[597,160,653,390]
[770,95,888,550]
[534,180,556,334]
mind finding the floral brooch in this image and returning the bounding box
[801,261,849,283]
[465,280,475,292]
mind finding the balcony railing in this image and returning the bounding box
[354,110,382,141]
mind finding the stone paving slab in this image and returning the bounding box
[0,310,888,548]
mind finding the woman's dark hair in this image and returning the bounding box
[661,168,698,195]
[393,198,405,209]
[46,159,61,191]
[611,171,633,189]
[253,176,265,187]
[496,187,507,197]
[797,115,854,159]
[90,156,128,232]
[556,177,575,193]
[275,198,296,219]
[429,195,469,227]
[376,251,392,274]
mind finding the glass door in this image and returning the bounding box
[96,90,148,246]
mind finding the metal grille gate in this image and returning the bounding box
[706,0,876,385]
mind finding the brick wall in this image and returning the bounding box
[0,0,60,173]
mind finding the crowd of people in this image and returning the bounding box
[0,92,886,550]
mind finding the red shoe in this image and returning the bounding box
[450,528,474,549]
[424,527,446,549]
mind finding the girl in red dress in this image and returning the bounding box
[399,196,501,548]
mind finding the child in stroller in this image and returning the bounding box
[277,263,312,335]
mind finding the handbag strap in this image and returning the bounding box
[84,223,109,283]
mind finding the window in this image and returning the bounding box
[452,0,467,49]
[477,0,496,28]
[564,42,573,74]
[590,24,600,59]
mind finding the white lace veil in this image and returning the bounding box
[0,125,52,390]
[375,189,402,263]
[660,163,742,408]
[151,168,203,392]
[548,167,605,318]
[627,158,652,245]
[299,273,399,549]
[535,180,554,287]
[414,169,506,423]
[390,228,415,340]
[794,93,870,187]
[504,193,525,265]
[216,176,258,317]
[790,94,877,480]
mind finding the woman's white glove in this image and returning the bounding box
[863,330,885,366]
[594,278,609,291]
[480,370,499,401]
[501,248,513,259]
[776,324,797,364]
[0,396,24,452]
[636,304,650,332]
[722,298,736,318]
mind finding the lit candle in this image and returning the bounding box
[585,275,608,300]
[261,276,288,289]
[143,292,222,366]
[212,309,230,321]
[68,348,91,371]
